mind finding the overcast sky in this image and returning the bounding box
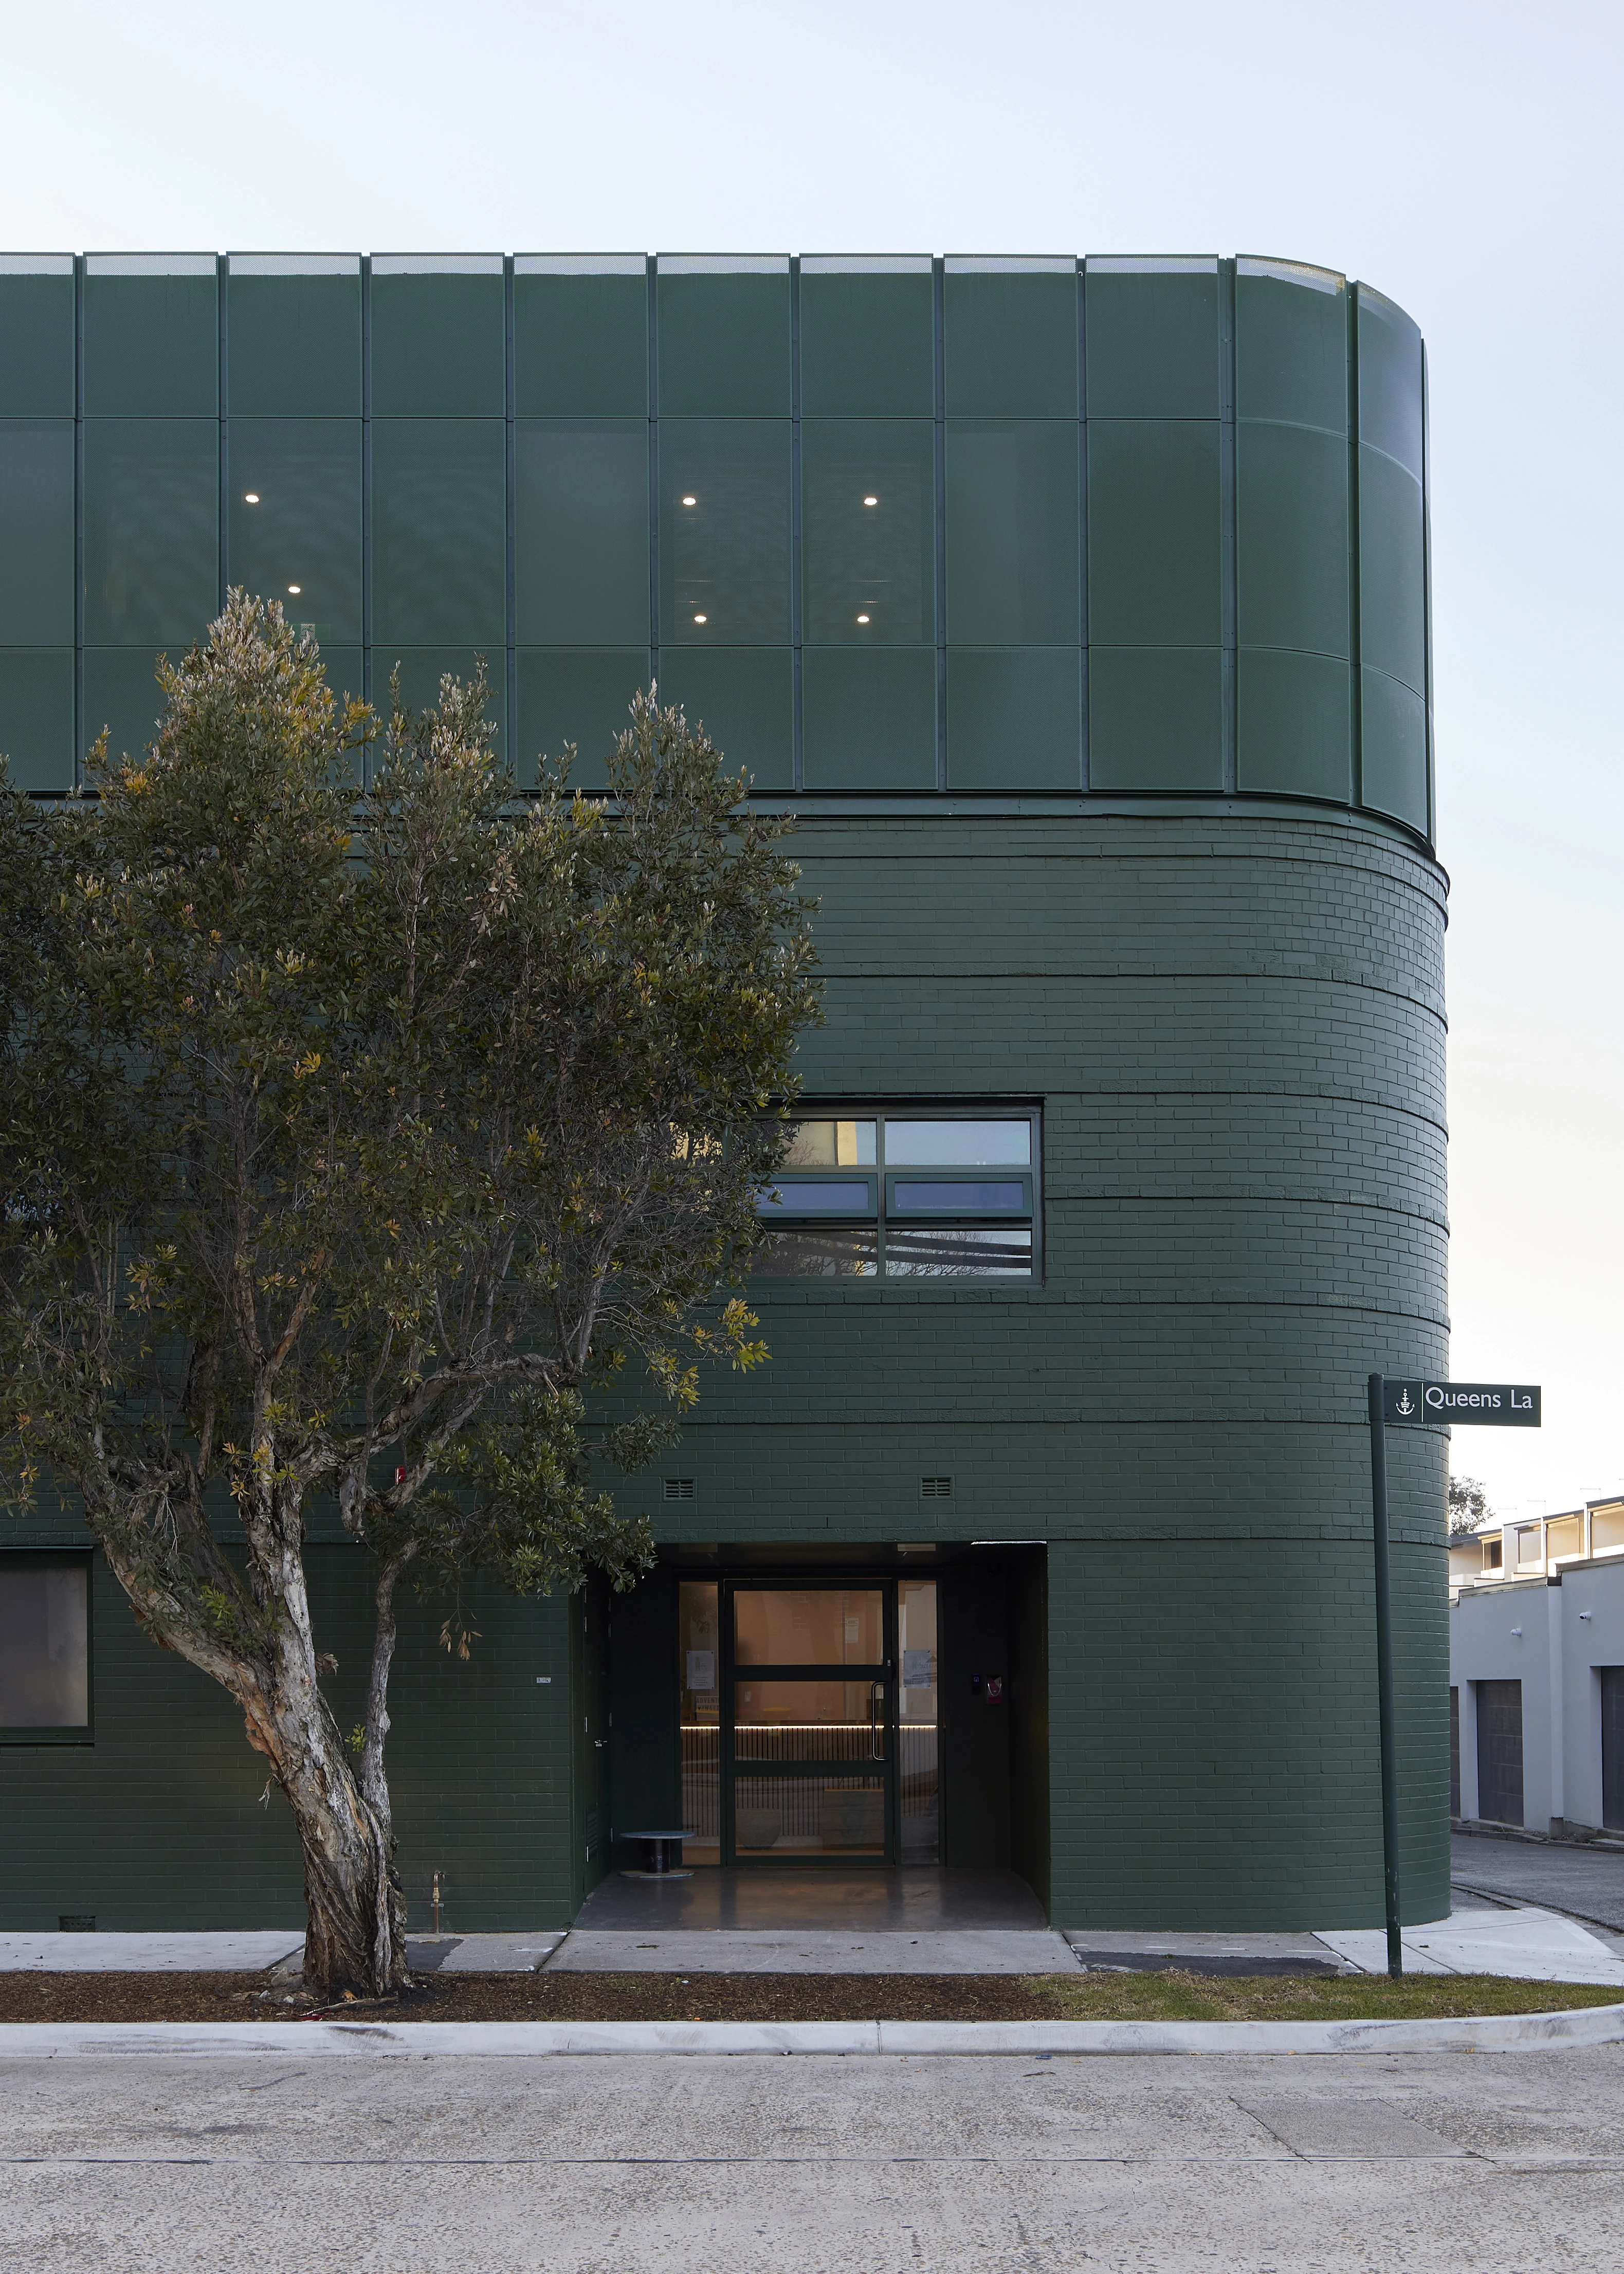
[5,0,1618,1519]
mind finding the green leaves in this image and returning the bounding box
[1,592,818,1642]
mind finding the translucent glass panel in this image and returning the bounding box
[802,421,934,643]
[514,264,647,416]
[799,264,934,414]
[1235,262,1346,432]
[945,421,1078,644]
[656,263,790,415]
[0,650,74,791]
[0,1562,89,1727]
[370,265,505,416]
[657,649,792,791]
[516,647,650,792]
[82,263,217,416]
[944,265,1077,415]
[733,1681,880,1749]
[732,1774,884,1855]
[734,1589,884,1666]
[887,1119,1030,1164]
[82,420,218,647]
[1085,263,1219,417]
[679,1579,720,1863]
[801,649,937,790]
[751,1226,878,1278]
[898,1577,939,1861]
[227,421,361,645]
[0,268,75,415]
[371,421,505,647]
[515,420,649,645]
[783,1119,878,1166]
[659,422,791,645]
[226,266,361,415]
[0,422,74,643]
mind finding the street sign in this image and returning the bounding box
[1383,1380,1541,1426]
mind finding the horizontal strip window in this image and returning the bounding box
[754,1105,1038,1280]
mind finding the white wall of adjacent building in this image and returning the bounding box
[1451,1547,1624,1835]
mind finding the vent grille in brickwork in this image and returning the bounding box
[920,1477,954,1499]
[663,1478,697,1502]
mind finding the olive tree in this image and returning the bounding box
[0,595,818,1999]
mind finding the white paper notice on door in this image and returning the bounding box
[686,1650,716,1694]
[902,1649,932,1689]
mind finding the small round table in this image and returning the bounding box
[621,1829,692,1879]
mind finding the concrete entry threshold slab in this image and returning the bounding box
[572,1864,1045,1932]
[547,1929,1083,1974]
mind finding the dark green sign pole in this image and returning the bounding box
[1367,1373,1404,1979]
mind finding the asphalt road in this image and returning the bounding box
[1453,1831,1624,1931]
[5,2045,1624,2271]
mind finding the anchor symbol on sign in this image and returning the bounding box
[1395,1388,1415,1416]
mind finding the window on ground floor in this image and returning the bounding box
[752,1106,1039,1280]
[1,1555,91,1737]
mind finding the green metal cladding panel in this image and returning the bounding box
[226,265,361,416]
[799,264,934,415]
[516,647,651,792]
[514,263,648,417]
[369,266,505,417]
[0,268,75,415]
[1084,262,1220,418]
[1088,647,1224,792]
[0,648,74,790]
[83,264,218,416]
[944,265,1078,415]
[1235,262,1347,432]
[516,420,649,646]
[656,265,791,416]
[1087,420,1222,648]
[371,420,506,647]
[82,419,218,648]
[946,649,1081,790]
[227,420,362,647]
[801,647,937,790]
[0,251,1433,849]
[1236,420,1349,657]
[82,647,169,765]
[658,647,793,792]
[1237,648,1352,802]
[0,422,74,644]
[945,421,1079,646]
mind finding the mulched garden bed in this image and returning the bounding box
[3,1969,1619,2026]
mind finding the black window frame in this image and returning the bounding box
[0,1549,95,1745]
[753,1102,1042,1283]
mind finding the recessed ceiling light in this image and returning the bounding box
[856,613,870,624]
[682,495,697,506]
[863,495,878,507]
[243,492,260,504]
[287,584,301,595]
[693,612,707,624]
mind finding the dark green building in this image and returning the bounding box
[0,251,1448,1932]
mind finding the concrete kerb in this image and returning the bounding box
[4,2005,1622,2059]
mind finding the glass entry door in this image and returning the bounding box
[677,1577,939,1866]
